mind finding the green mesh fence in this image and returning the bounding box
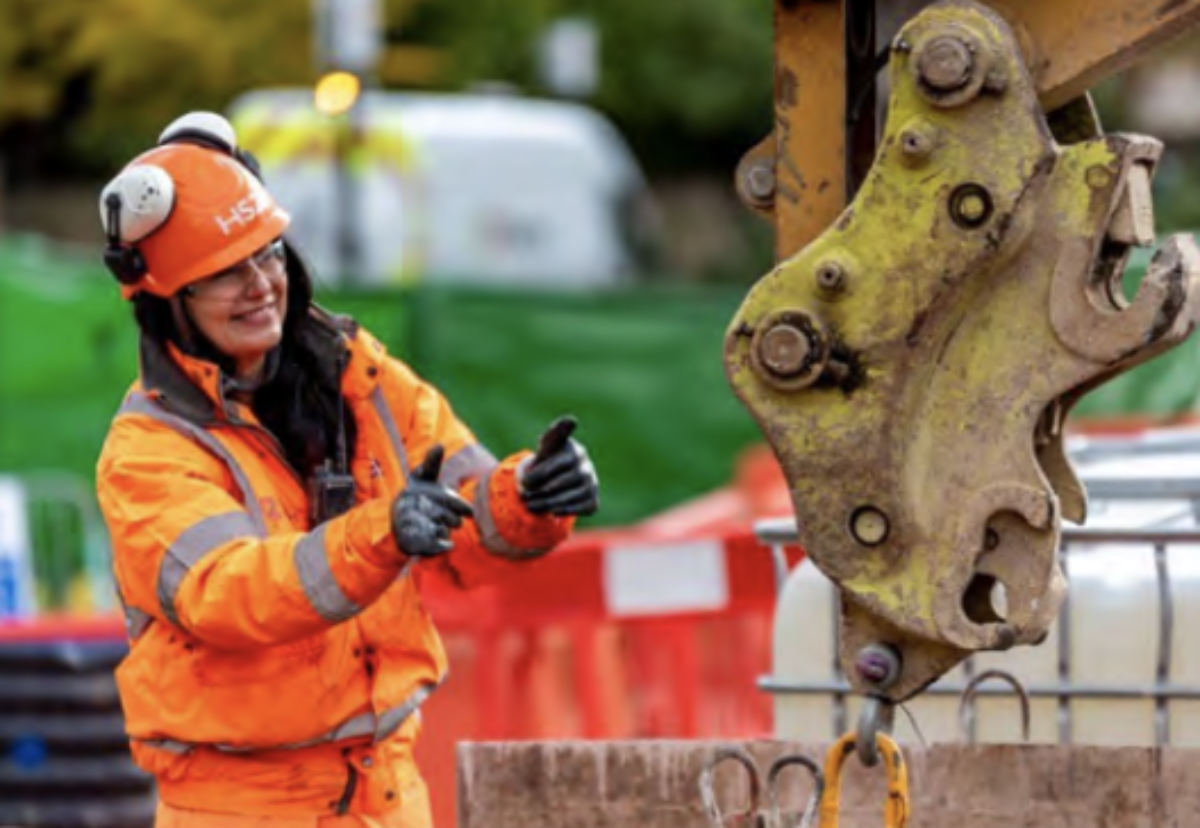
[2,232,1199,542]
[0,235,764,533]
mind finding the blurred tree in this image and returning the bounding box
[0,0,775,180]
[4,0,1199,188]
[0,0,312,179]
[421,0,775,173]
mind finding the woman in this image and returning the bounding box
[95,112,599,827]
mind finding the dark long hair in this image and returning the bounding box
[132,239,354,481]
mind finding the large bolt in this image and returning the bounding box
[745,161,776,203]
[855,644,902,688]
[751,310,829,391]
[759,324,811,377]
[918,36,974,92]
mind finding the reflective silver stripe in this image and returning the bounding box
[114,572,155,639]
[132,683,438,753]
[159,511,258,627]
[375,683,435,741]
[125,607,153,639]
[118,393,269,535]
[293,523,362,623]
[440,443,498,490]
[474,470,552,560]
[370,386,409,476]
[326,711,378,744]
[215,712,378,754]
[139,738,194,755]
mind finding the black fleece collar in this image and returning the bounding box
[138,304,356,426]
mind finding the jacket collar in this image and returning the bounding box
[139,305,387,426]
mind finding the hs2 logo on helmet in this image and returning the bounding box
[214,192,270,236]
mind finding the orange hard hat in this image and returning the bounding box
[99,113,291,299]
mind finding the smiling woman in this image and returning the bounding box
[181,237,288,382]
[92,111,600,827]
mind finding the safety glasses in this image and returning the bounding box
[185,238,286,300]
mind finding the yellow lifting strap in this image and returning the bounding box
[819,732,909,828]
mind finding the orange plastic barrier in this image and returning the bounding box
[416,525,803,827]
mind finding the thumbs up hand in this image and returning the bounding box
[391,445,475,558]
[518,417,600,518]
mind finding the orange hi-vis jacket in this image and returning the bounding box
[96,308,573,821]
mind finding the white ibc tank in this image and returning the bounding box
[771,437,1200,747]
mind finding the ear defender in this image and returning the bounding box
[98,165,176,286]
[99,111,276,294]
[102,194,147,285]
[99,112,257,289]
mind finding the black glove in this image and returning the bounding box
[391,445,474,557]
[519,416,600,517]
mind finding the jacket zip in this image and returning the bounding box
[334,763,359,815]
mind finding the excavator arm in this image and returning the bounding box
[728,0,1200,703]
[744,0,1200,258]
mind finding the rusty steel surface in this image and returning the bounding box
[726,0,1200,702]
[750,0,1200,256]
[770,0,848,260]
[989,0,1200,112]
[458,740,1200,828]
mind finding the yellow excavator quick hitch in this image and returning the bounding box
[726,0,1200,702]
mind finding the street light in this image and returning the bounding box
[313,0,380,285]
[313,70,365,284]
[314,70,362,116]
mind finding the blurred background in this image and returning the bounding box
[2,4,1200,825]
[0,0,1198,610]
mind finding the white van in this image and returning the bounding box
[227,88,658,289]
